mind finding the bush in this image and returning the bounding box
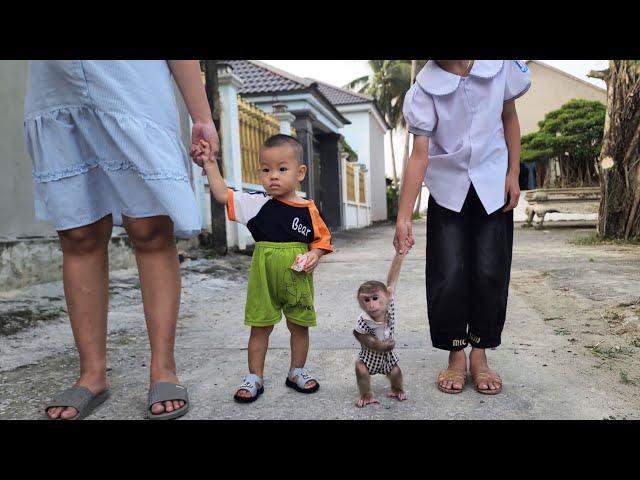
[386,180,399,221]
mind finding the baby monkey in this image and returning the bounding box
[353,252,406,407]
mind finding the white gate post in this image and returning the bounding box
[217,63,245,250]
[273,103,296,135]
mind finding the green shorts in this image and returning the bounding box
[245,241,316,328]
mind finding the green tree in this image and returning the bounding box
[521,99,606,188]
[345,60,412,185]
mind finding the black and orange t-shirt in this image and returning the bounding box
[226,189,333,253]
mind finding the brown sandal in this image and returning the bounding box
[436,368,467,394]
[471,370,503,395]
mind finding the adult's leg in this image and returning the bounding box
[48,214,113,419]
[122,214,185,414]
[467,187,514,392]
[426,193,472,392]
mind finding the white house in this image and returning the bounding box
[314,80,390,226]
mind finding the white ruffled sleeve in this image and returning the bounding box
[403,83,437,136]
[504,60,532,102]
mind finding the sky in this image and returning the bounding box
[260,60,609,192]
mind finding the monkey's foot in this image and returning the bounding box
[355,393,379,408]
[386,390,407,401]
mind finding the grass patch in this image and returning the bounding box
[0,307,66,336]
[618,299,640,308]
[554,327,570,335]
[587,343,633,359]
[620,371,640,386]
[604,310,624,321]
[567,232,640,246]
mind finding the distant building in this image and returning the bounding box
[518,60,607,189]
[225,60,350,231]
[313,80,389,223]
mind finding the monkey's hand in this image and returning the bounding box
[354,331,387,352]
[381,339,396,351]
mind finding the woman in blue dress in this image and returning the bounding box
[24,60,219,420]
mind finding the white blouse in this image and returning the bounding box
[403,60,531,214]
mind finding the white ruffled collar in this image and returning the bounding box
[415,60,504,96]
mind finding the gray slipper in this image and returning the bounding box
[44,385,110,420]
[147,382,189,420]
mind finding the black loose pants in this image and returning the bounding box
[426,184,513,350]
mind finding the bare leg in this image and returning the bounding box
[48,215,113,420]
[286,319,317,390]
[386,365,407,401]
[235,325,274,399]
[355,360,379,407]
[469,347,502,392]
[122,215,185,415]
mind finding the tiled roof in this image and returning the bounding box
[312,80,373,105]
[225,60,312,94]
[224,60,350,125]
[311,79,389,130]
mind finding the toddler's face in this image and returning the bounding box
[258,145,306,197]
[358,288,391,319]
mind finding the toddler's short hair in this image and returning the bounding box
[262,134,304,165]
[357,280,388,298]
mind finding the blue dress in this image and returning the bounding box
[24,60,202,238]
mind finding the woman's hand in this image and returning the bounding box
[190,121,220,171]
[393,220,414,254]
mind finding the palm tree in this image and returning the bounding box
[345,60,411,186]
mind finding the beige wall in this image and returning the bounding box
[517,61,607,135]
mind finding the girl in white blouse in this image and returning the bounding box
[395,60,531,395]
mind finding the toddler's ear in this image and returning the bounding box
[297,164,307,181]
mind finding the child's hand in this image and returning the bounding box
[302,249,324,273]
[393,220,414,254]
[197,139,213,165]
[503,171,520,212]
[191,139,216,177]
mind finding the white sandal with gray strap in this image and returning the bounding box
[285,368,319,393]
[233,374,264,403]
